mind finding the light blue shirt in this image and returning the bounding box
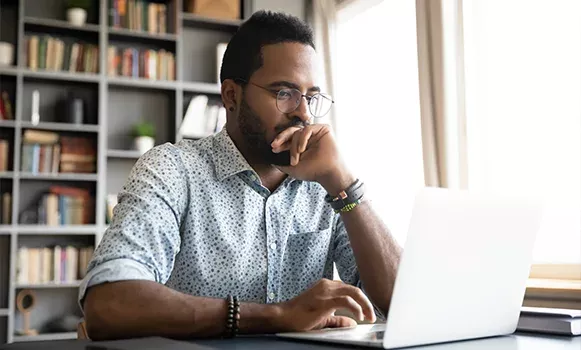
[79,128,384,318]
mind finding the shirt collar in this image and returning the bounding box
[212,128,255,182]
[212,128,298,186]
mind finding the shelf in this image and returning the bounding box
[24,17,100,35]
[181,13,242,31]
[0,225,12,234]
[19,172,98,181]
[107,149,142,159]
[15,281,82,289]
[17,225,97,235]
[20,121,100,133]
[0,308,8,316]
[109,27,178,43]
[13,332,77,342]
[182,81,221,94]
[22,69,100,83]
[0,66,19,76]
[0,171,15,179]
[108,76,178,91]
[0,120,17,128]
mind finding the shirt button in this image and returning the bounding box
[270,243,277,250]
[269,292,275,300]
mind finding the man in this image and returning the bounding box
[81,10,401,340]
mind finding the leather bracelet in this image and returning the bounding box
[225,295,240,338]
[324,179,365,210]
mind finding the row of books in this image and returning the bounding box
[1,193,10,224]
[0,91,14,120]
[21,130,97,174]
[178,95,227,140]
[107,46,175,80]
[37,186,94,226]
[109,0,168,34]
[26,36,99,73]
[0,139,9,172]
[16,246,94,284]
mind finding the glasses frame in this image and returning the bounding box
[235,78,334,118]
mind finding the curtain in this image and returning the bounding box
[310,0,339,127]
[415,0,468,188]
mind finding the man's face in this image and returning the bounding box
[237,42,319,166]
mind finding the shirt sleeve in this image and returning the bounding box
[332,215,388,321]
[78,144,189,309]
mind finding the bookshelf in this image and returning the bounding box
[0,0,306,344]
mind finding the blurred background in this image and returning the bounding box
[0,0,579,344]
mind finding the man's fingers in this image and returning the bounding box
[290,130,301,166]
[271,126,303,148]
[298,127,313,153]
[324,296,365,322]
[336,285,376,323]
[324,316,358,329]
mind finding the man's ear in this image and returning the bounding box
[221,79,241,112]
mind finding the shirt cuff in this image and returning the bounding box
[77,258,156,313]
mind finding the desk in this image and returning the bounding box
[1,333,579,350]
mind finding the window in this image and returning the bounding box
[462,0,581,265]
[335,0,424,245]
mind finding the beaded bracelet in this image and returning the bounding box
[225,295,240,338]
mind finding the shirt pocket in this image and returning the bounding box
[283,227,334,282]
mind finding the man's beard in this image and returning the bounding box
[238,97,305,166]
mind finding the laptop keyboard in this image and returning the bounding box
[319,324,386,341]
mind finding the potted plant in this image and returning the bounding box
[66,0,90,26]
[132,121,156,155]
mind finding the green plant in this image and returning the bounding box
[132,122,156,138]
[66,0,91,10]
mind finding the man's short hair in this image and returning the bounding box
[219,10,315,84]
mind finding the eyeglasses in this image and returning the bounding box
[236,79,334,118]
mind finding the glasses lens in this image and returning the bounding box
[276,89,302,113]
[309,93,333,118]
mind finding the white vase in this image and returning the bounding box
[134,136,155,155]
[0,42,14,66]
[67,8,87,26]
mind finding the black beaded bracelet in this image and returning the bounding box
[225,295,240,338]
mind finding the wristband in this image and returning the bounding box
[324,179,365,210]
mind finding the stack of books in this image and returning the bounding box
[109,0,168,34]
[107,46,175,80]
[59,136,97,174]
[16,245,94,284]
[26,35,99,74]
[37,186,94,226]
[518,306,581,335]
[21,130,61,174]
[21,131,98,174]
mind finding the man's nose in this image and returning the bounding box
[290,96,311,123]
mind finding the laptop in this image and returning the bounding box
[277,187,544,348]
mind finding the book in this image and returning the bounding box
[1,192,11,224]
[2,91,14,119]
[16,245,93,284]
[518,306,581,335]
[0,139,8,171]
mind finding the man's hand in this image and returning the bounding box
[275,279,377,332]
[271,124,355,195]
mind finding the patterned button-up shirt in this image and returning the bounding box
[79,128,380,316]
